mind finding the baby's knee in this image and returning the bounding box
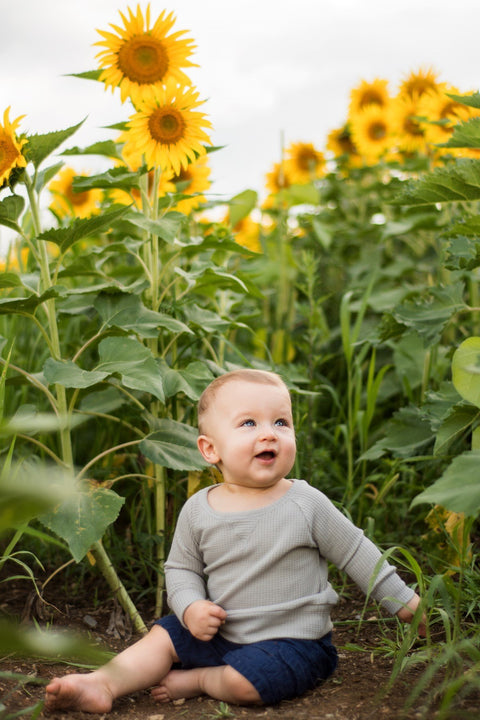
[223,666,262,705]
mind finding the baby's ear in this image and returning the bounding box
[197,435,220,465]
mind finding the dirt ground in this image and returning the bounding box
[0,574,477,720]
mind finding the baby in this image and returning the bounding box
[45,368,424,712]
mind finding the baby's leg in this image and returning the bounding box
[151,665,262,706]
[45,624,178,712]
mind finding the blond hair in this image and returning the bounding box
[197,369,289,434]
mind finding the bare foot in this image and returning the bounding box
[150,669,204,703]
[44,673,114,713]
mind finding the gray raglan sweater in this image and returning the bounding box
[164,479,414,644]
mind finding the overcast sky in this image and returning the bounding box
[2,0,479,204]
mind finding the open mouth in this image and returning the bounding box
[255,451,276,461]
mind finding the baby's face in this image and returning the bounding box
[200,379,296,489]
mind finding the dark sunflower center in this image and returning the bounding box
[118,35,169,84]
[368,122,387,141]
[360,90,384,109]
[297,150,319,171]
[0,137,18,172]
[404,117,423,137]
[338,130,356,154]
[173,168,192,190]
[148,108,185,144]
[65,184,91,207]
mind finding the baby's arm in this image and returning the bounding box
[395,591,427,637]
[183,600,227,641]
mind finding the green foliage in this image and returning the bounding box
[2,55,480,716]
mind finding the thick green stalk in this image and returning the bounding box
[89,541,147,634]
[142,168,168,614]
[24,172,145,630]
[24,173,73,468]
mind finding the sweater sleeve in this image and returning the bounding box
[164,501,208,624]
[310,489,415,614]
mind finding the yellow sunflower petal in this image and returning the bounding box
[399,66,441,99]
[95,4,197,105]
[48,167,103,219]
[391,94,428,154]
[349,105,394,164]
[349,78,391,115]
[0,107,27,186]
[284,141,325,184]
[124,81,212,175]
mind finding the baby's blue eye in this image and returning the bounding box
[275,418,288,427]
[242,419,255,427]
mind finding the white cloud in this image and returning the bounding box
[1,0,479,204]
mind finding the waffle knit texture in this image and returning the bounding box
[164,479,414,644]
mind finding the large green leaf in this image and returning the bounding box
[25,120,85,168]
[0,620,112,663]
[411,451,480,516]
[62,140,122,160]
[37,205,130,252]
[183,303,235,332]
[0,287,66,315]
[96,336,165,402]
[433,403,479,455]
[228,189,258,227]
[125,211,184,243]
[140,418,206,470]
[68,69,103,82]
[159,360,213,400]
[439,117,480,149]
[361,406,434,460]
[278,182,320,206]
[72,166,146,191]
[391,282,466,345]
[40,483,125,562]
[0,194,24,232]
[448,92,480,110]
[0,273,23,289]
[94,291,192,338]
[444,234,480,272]
[452,336,480,408]
[35,161,65,194]
[43,358,109,389]
[176,265,263,298]
[0,464,77,533]
[393,159,480,206]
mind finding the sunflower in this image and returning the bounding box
[326,124,363,168]
[391,94,428,154]
[349,78,391,115]
[230,214,262,253]
[95,4,197,105]
[170,155,211,215]
[398,66,440,99]
[265,161,294,195]
[124,80,212,175]
[349,105,394,164]
[421,84,472,147]
[0,107,27,187]
[284,142,325,184]
[49,167,104,219]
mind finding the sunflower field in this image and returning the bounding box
[1,4,480,718]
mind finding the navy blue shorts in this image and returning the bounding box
[155,614,338,705]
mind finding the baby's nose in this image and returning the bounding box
[259,424,277,439]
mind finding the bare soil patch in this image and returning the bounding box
[0,574,475,720]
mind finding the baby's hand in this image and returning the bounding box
[183,600,227,641]
[395,592,427,637]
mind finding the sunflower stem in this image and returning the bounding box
[141,165,168,612]
[23,172,146,631]
[24,171,73,468]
